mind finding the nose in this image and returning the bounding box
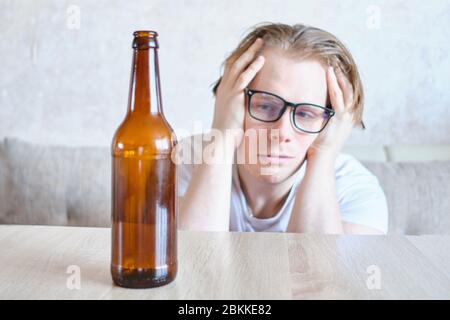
[268,107,296,144]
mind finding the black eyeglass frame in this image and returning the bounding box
[244,88,336,134]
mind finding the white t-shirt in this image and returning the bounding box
[177,137,389,234]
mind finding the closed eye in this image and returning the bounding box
[259,104,270,109]
[295,111,316,119]
[257,104,278,111]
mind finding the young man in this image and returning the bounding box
[176,23,388,234]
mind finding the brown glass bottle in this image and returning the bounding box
[111,31,177,288]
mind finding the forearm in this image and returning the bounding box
[287,152,344,234]
[179,133,235,232]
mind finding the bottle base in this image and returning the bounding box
[111,264,176,289]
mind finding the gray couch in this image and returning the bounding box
[1,137,449,235]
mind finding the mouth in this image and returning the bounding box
[257,154,294,165]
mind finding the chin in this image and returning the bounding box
[253,163,297,184]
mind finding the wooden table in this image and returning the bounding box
[0,225,449,299]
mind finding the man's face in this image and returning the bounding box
[238,47,329,184]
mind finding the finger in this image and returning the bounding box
[326,66,345,114]
[334,67,354,109]
[234,55,265,91]
[218,57,238,93]
[228,38,264,85]
[221,59,234,85]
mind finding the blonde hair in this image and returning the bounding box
[211,22,365,128]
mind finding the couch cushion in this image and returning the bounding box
[386,145,450,162]
[0,137,110,227]
[363,161,450,235]
[1,137,449,234]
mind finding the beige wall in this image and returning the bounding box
[1,0,449,147]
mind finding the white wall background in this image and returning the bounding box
[1,0,449,147]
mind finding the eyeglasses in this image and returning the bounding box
[244,88,335,134]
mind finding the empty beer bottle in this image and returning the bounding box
[111,31,177,288]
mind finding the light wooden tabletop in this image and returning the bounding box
[0,225,449,299]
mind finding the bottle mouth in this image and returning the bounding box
[132,30,159,49]
[133,30,158,38]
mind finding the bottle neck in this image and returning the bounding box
[128,46,162,115]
